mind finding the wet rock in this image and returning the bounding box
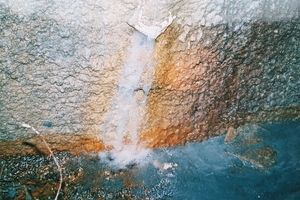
[224,126,237,143]
[239,146,277,169]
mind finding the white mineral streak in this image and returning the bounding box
[127,0,176,39]
[99,31,155,168]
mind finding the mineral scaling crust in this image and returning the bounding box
[0,0,300,156]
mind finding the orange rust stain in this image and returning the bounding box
[139,24,209,148]
[0,133,104,157]
[140,122,198,148]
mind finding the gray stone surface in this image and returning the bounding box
[0,0,134,141]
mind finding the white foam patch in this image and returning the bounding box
[99,146,153,169]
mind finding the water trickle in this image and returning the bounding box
[99,32,156,168]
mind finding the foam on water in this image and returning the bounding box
[99,32,156,169]
[99,146,153,169]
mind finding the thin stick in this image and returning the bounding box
[22,123,62,200]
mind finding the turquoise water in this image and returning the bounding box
[98,120,300,200]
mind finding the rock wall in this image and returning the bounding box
[0,0,299,156]
[141,20,300,147]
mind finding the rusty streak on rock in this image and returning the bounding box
[0,134,104,158]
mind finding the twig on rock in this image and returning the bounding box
[21,123,63,200]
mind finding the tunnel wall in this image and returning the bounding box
[0,0,299,156]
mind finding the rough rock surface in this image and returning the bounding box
[0,0,299,156]
[140,17,300,147]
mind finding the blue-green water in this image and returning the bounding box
[99,120,300,200]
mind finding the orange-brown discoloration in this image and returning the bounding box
[139,24,213,147]
[139,23,300,148]
[0,133,104,157]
